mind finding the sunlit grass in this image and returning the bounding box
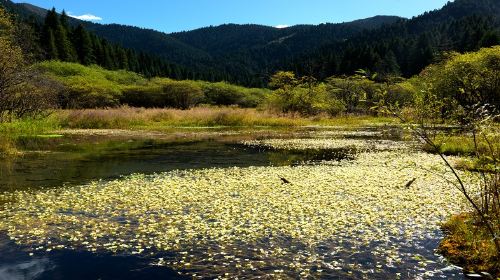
[0,117,60,157]
[53,107,397,130]
[424,133,500,156]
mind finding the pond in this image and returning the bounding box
[0,127,467,279]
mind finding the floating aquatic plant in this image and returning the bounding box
[0,150,471,278]
[241,138,410,152]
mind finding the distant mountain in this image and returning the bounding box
[0,0,404,84]
[82,23,214,70]
[291,0,500,79]
[171,16,403,55]
[15,2,45,17]
[1,0,499,86]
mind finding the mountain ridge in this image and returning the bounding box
[1,0,499,86]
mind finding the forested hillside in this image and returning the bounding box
[291,0,500,79]
[1,0,499,86]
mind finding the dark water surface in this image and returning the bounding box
[0,134,352,191]
[0,233,189,280]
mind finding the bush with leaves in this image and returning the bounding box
[123,79,204,110]
[200,81,267,108]
[372,48,500,273]
[325,76,371,114]
[0,8,57,121]
[418,47,500,118]
[268,71,341,115]
[36,61,148,108]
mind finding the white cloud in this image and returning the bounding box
[274,24,289,29]
[69,14,103,21]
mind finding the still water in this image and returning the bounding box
[0,128,465,279]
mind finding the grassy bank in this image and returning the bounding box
[0,107,396,157]
[424,134,499,156]
[439,214,499,277]
[0,118,60,156]
[53,107,397,130]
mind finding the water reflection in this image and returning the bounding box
[1,134,358,190]
[0,258,52,280]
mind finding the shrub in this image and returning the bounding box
[36,61,269,109]
[418,46,500,116]
[0,9,57,121]
[36,61,146,108]
[268,71,342,116]
[384,81,417,108]
[123,79,203,109]
[160,80,204,109]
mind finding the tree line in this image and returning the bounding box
[18,8,207,80]
[3,0,500,87]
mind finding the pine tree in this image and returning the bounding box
[43,8,59,30]
[54,24,75,61]
[101,41,114,69]
[41,8,59,59]
[60,10,71,32]
[375,50,401,75]
[72,24,94,65]
[117,48,129,70]
[127,49,139,72]
[91,35,104,65]
[40,8,76,61]
[45,28,58,59]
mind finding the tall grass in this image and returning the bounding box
[0,107,395,156]
[55,107,394,130]
[0,117,60,156]
[55,107,306,129]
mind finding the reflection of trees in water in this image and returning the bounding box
[267,148,356,166]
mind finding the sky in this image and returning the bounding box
[12,0,453,33]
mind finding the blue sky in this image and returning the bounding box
[13,0,453,33]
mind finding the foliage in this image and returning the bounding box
[201,81,267,107]
[5,7,196,80]
[2,0,499,87]
[267,71,417,116]
[36,61,144,108]
[439,214,499,276]
[267,72,339,115]
[418,46,500,116]
[153,79,204,110]
[36,61,269,109]
[325,76,373,114]
[373,52,500,272]
[0,8,57,122]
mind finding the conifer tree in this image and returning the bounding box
[45,29,58,59]
[72,24,94,65]
[54,23,75,61]
[60,10,71,32]
[118,48,129,70]
[41,8,59,59]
